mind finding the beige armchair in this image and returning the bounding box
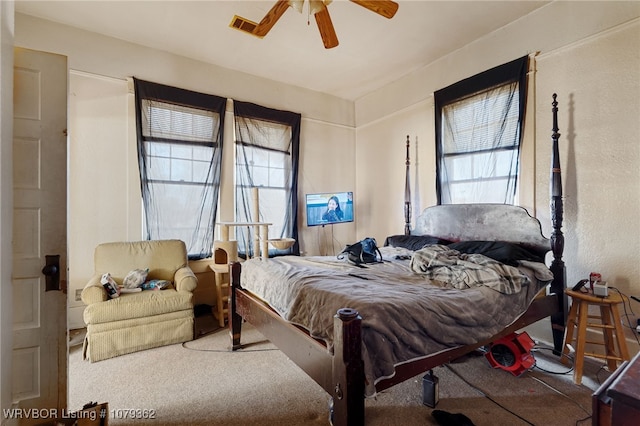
[81,239,197,362]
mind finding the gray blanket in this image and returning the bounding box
[240,246,552,396]
[410,245,530,294]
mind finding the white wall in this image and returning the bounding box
[66,72,138,324]
[355,2,640,348]
[298,117,357,255]
[535,21,640,298]
[355,99,436,242]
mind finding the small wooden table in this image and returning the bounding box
[561,289,630,384]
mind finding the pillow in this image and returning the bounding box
[447,240,545,266]
[122,268,149,289]
[384,234,452,251]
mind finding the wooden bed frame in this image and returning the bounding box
[228,94,567,426]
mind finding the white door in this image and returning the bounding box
[12,47,67,422]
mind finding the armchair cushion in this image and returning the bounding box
[83,287,193,324]
[94,239,192,282]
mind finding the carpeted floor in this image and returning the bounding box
[68,314,607,426]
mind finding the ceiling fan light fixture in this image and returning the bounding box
[289,0,304,13]
[309,0,327,15]
[289,0,333,15]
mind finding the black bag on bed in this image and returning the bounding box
[338,237,382,265]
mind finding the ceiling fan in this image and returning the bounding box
[230,0,399,49]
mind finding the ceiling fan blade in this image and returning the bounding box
[349,0,399,19]
[314,6,339,49]
[254,0,291,37]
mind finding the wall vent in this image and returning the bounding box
[229,15,262,38]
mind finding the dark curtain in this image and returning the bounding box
[233,101,301,257]
[134,78,226,259]
[435,56,529,205]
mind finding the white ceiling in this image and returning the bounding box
[15,0,549,101]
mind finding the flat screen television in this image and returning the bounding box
[305,191,354,227]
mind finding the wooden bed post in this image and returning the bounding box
[549,93,568,355]
[229,261,243,351]
[331,308,365,426]
[404,135,411,235]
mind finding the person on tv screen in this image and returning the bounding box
[321,195,344,223]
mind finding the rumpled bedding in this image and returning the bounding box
[240,245,553,397]
[410,245,529,294]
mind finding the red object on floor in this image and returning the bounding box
[485,331,536,376]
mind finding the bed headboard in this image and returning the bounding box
[412,203,549,256]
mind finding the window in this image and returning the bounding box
[134,78,226,259]
[233,101,300,257]
[435,56,529,205]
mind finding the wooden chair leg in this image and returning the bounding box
[573,300,589,385]
[600,305,618,371]
[610,303,630,362]
[214,270,225,328]
[561,300,579,366]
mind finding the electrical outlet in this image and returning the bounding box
[75,289,82,302]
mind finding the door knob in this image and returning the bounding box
[41,254,60,291]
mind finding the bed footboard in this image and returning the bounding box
[229,262,366,426]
